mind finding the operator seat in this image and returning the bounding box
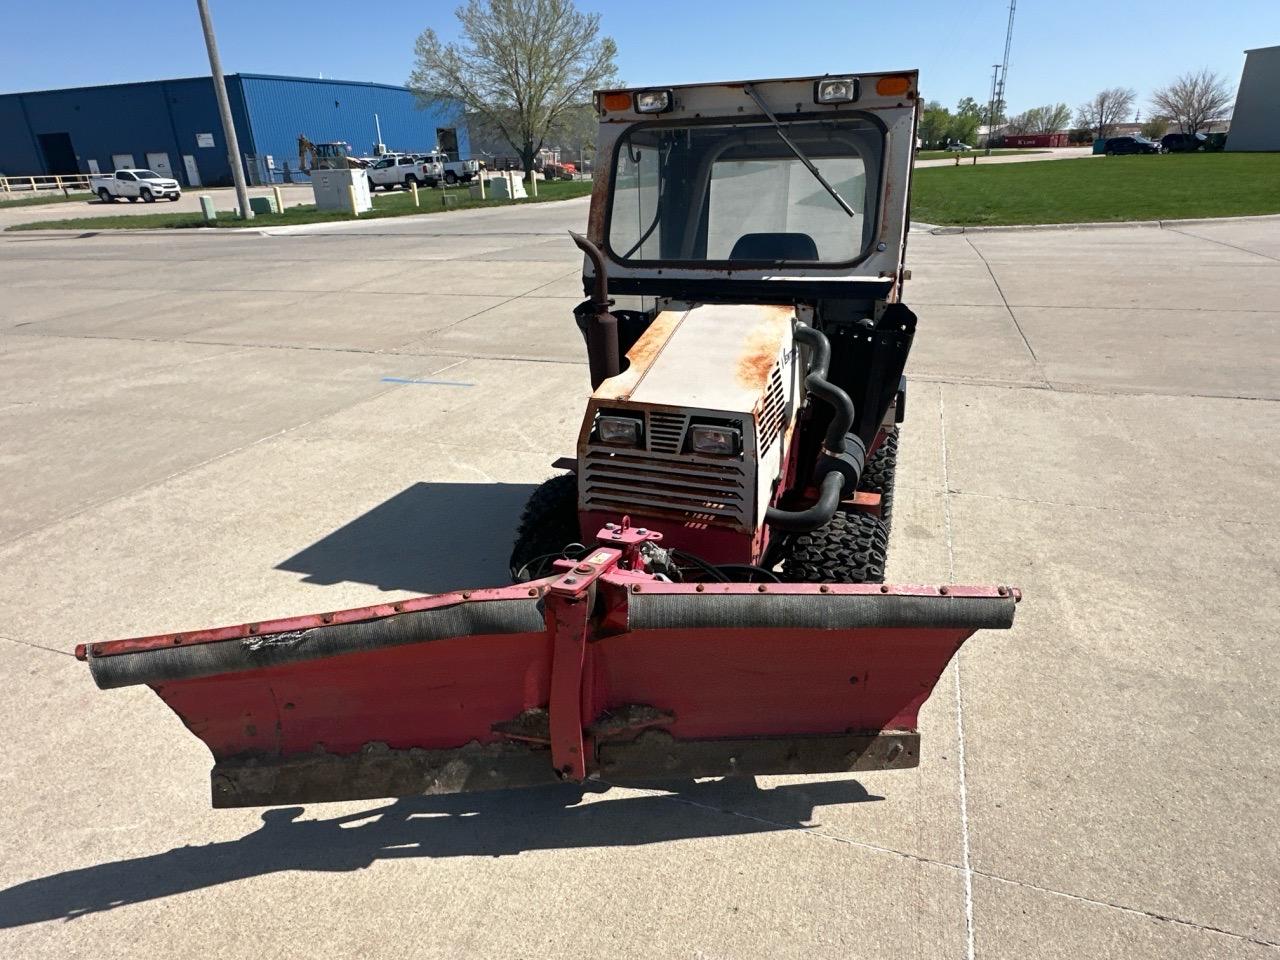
[728,232,819,261]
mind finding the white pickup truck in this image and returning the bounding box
[366,155,440,191]
[420,152,481,184]
[91,169,182,203]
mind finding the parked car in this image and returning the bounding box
[90,169,181,203]
[1103,136,1162,155]
[366,155,441,191]
[1205,132,1228,152]
[945,142,973,152]
[1161,132,1208,153]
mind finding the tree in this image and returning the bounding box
[950,97,983,146]
[1004,108,1037,136]
[1008,102,1072,135]
[1075,87,1137,140]
[468,102,596,161]
[1040,102,1072,133]
[409,0,618,180]
[980,99,1006,128]
[919,100,952,148]
[1150,69,1235,135]
[1140,115,1168,140]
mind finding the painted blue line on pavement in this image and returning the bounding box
[382,377,475,387]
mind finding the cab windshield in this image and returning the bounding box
[607,115,883,266]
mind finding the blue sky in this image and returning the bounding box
[3,0,1276,117]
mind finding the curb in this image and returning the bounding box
[927,213,1280,235]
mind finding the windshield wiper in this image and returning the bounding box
[742,83,856,218]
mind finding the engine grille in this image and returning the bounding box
[581,445,750,528]
[758,363,786,454]
[647,412,687,454]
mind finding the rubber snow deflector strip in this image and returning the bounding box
[86,598,545,689]
[627,592,1017,631]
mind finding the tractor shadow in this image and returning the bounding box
[0,777,881,928]
[276,481,537,594]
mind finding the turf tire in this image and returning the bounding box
[509,473,580,581]
[778,509,889,585]
[857,427,898,535]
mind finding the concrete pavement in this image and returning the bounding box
[0,199,1277,959]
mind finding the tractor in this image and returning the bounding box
[76,70,1019,807]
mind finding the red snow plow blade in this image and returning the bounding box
[77,530,1018,808]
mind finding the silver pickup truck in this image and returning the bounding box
[91,169,182,203]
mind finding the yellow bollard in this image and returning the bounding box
[272,185,283,213]
[477,175,485,200]
[348,184,359,216]
[530,171,538,197]
[411,180,419,207]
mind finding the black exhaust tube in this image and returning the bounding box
[569,231,620,389]
[766,472,845,532]
[792,323,855,455]
[765,324,866,534]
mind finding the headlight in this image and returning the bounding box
[690,424,741,456]
[597,415,642,446]
[634,90,673,114]
[814,77,859,104]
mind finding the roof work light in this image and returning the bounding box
[814,77,859,104]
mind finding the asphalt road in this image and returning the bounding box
[1,199,1277,959]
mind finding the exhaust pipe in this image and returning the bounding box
[766,322,865,534]
[569,231,620,389]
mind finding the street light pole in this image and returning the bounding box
[195,0,252,219]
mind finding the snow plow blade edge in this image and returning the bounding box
[77,570,1017,808]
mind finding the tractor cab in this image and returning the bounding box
[587,72,918,308]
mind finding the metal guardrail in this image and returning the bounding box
[0,174,95,195]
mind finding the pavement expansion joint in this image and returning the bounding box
[0,361,458,551]
[1160,226,1280,264]
[621,780,1280,950]
[0,633,74,657]
[940,387,978,960]
[962,236,1054,391]
[972,870,1280,950]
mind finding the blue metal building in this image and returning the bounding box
[0,74,469,186]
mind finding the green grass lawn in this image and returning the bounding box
[0,191,94,208]
[914,148,1048,162]
[912,153,1280,226]
[5,179,594,231]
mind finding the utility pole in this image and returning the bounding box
[195,0,252,219]
[993,0,1017,140]
[986,64,1001,155]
